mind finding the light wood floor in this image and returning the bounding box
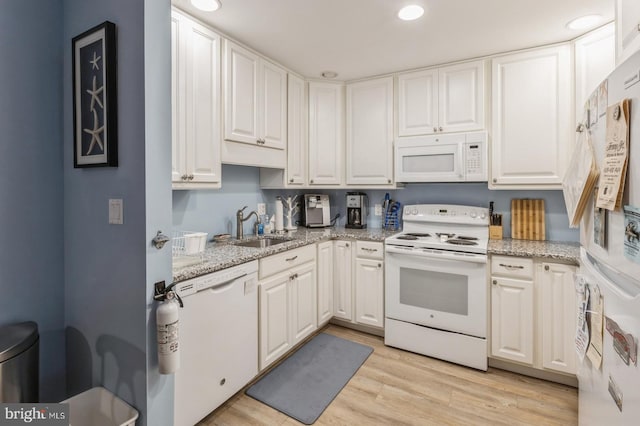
[199,324,578,426]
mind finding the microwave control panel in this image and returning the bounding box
[465,140,487,181]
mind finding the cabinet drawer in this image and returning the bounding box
[356,241,384,260]
[259,245,315,279]
[491,255,533,279]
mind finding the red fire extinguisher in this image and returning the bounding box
[155,282,183,374]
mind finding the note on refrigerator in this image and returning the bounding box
[596,100,630,210]
[575,275,590,361]
[624,205,640,264]
[587,286,604,370]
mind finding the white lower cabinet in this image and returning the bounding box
[258,246,317,371]
[333,241,353,321]
[539,262,577,375]
[354,257,384,327]
[333,240,384,329]
[316,241,334,326]
[491,276,534,364]
[490,255,577,376]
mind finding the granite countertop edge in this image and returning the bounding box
[487,238,580,264]
[172,228,396,283]
[173,231,581,282]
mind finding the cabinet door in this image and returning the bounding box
[616,0,640,65]
[491,277,534,364]
[438,60,485,133]
[224,40,259,145]
[317,241,334,325]
[185,20,221,184]
[260,60,287,150]
[308,82,344,185]
[290,262,317,346]
[397,69,438,136]
[540,262,577,374]
[354,258,384,328]
[346,77,393,185]
[171,12,187,183]
[259,272,291,370]
[333,241,353,321]
[287,74,307,185]
[491,45,571,188]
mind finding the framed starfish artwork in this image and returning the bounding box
[72,21,117,167]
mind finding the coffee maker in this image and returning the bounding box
[346,192,368,229]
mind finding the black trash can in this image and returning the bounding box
[0,321,39,402]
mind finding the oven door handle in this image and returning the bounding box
[385,245,487,264]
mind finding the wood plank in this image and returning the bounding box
[199,325,577,426]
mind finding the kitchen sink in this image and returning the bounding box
[234,238,291,248]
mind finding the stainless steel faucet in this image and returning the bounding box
[236,206,258,239]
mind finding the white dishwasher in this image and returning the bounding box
[173,261,258,426]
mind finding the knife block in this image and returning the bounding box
[489,225,503,240]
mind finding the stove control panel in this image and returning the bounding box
[402,204,489,225]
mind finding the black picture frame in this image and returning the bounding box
[72,21,117,168]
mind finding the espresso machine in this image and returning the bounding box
[346,192,368,229]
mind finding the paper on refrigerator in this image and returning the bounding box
[596,100,630,210]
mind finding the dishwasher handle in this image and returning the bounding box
[206,273,248,293]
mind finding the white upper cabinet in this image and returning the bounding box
[224,40,259,145]
[287,74,307,185]
[398,60,485,136]
[346,76,394,185]
[308,81,344,186]
[616,0,640,65]
[575,23,615,119]
[171,10,221,189]
[223,40,286,150]
[490,44,572,189]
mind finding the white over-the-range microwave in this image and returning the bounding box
[395,131,488,183]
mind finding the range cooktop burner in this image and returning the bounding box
[435,233,456,238]
[447,239,478,246]
[396,235,419,240]
[457,235,479,241]
[404,233,431,237]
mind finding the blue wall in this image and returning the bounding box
[0,0,65,402]
[62,0,150,422]
[173,165,266,237]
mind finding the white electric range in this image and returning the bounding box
[384,204,490,371]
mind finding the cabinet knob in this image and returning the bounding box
[492,279,497,285]
[188,174,194,180]
[289,178,294,183]
[378,263,382,268]
[310,179,314,184]
[345,243,349,247]
[387,179,391,184]
[433,127,437,132]
[439,127,443,132]
[181,174,188,180]
[492,178,497,183]
[544,265,550,271]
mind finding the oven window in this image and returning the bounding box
[403,153,454,173]
[399,268,468,315]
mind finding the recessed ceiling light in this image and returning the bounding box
[398,5,424,21]
[191,0,221,12]
[566,14,602,30]
[321,71,338,79]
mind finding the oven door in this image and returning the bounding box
[385,245,487,338]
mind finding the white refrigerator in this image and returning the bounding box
[575,48,640,425]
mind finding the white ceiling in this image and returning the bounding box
[172,0,614,81]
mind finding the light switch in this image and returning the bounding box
[109,199,123,224]
[374,204,383,216]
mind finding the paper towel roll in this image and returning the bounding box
[275,198,284,231]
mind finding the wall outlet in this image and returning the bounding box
[374,204,383,216]
[257,203,266,216]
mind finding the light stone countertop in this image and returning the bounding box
[487,238,580,265]
[172,227,397,283]
[173,230,581,282]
